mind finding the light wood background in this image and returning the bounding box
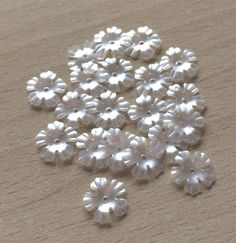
[1,0,236,242]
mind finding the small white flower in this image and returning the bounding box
[27,71,67,109]
[167,83,206,112]
[55,91,98,129]
[94,26,131,58]
[94,90,129,128]
[107,128,136,172]
[148,125,187,159]
[163,105,205,145]
[135,63,172,98]
[36,121,78,163]
[76,128,110,169]
[131,136,164,181]
[83,177,128,225]
[68,41,100,71]
[125,26,161,61]
[70,62,106,97]
[171,151,216,196]
[98,58,134,93]
[159,47,198,82]
[128,94,167,133]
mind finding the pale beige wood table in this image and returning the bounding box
[0,0,236,242]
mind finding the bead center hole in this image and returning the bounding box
[112,72,118,77]
[54,139,60,144]
[106,107,112,112]
[109,41,115,44]
[146,111,152,116]
[83,54,88,58]
[150,79,155,83]
[87,78,92,82]
[176,61,183,66]
[73,108,78,112]
[44,87,49,92]
[103,196,108,201]
[139,41,144,45]
[141,154,146,160]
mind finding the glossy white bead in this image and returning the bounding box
[131,136,164,181]
[94,90,129,129]
[35,121,78,163]
[94,26,132,58]
[163,104,205,145]
[167,83,206,112]
[135,63,172,98]
[148,125,187,159]
[76,127,110,170]
[55,91,98,129]
[107,128,136,172]
[98,58,134,93]
[83,177,128,225]
[125,26,161,61]
[27,71,67,109]
[70,61,105,97]
[68,41,100,71]
[171,151,216,196]
[159,47,198,82]
[128,94,168,133]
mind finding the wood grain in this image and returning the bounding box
[0,0,236,242]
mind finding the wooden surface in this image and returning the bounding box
[1,0,236,242]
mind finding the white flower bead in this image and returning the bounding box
[163,105,205,145]
[98,58,134,93]
[83,177,128,225]
[36,121,78,163]
[159,47,198,82]
[131,136,164,181]
[55,91,98,129]
[135,63,172,98]
[94,26,131,58]
[94,90,129,129]
[107,128,136,172]
[27,71,67,109]
[125,26,161,61]
[148,125,187,159]
[70,61,105,97]
[128,94,168,133]
[167,83,206,112]
[76,128,110,169]
[68,41,100,71]
[171,151,216,196]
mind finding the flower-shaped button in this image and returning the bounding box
[94,90,129,128]
[125,26,161,61]
[76,128,110,170]
[70,62,105,97]
[131,136,164,181]
[98,58,134,93]
[167,83,206,112]
[148,125,187,159]
[83,177,128,225]
[128,94,167,133]
[36,121,78,163]
[163,105,205,145]
[171,151,216,196]
[159,47,198,82]
[68,41,100,71]
[94,26,131,58]
[27,71,67,109]
[55,91,98,129]
[135,63,172,98]
[107,128,136,172]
